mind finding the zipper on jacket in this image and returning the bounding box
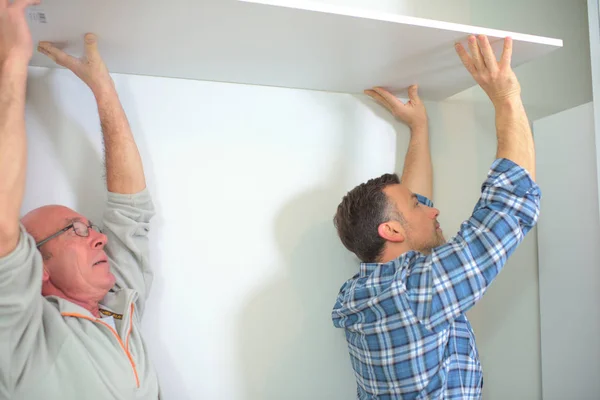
[62,311,140,388]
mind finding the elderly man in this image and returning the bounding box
[332,35,540,399]
[1,1,159,399]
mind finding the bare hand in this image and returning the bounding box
[364,85,427,130]
[0,0,41,67]
[455,35,521,106]
[38,33,113,94]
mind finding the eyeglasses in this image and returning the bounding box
[36,220,103,248]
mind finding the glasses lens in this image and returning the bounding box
[72,221,90,237]
[90,224,102,234]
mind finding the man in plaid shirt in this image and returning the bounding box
[332,35,540,399]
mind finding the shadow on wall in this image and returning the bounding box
[237,184,356,400]
[234,93,386,400]
[234,90,416,400]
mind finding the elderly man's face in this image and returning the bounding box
[22,205,115,302]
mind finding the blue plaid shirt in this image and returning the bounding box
[332,159,541,399]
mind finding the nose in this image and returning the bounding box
[430,207,440,219]
[91,230,108,249]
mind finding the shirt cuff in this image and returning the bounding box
[487,158,541,198]
[107,188,153,209]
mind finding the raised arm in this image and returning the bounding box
[38,35,154,316]
[0,0,39,256]
[411,35,538,330]
[365,85,433,199]
[0,2,61,395]
[37,33,146,193]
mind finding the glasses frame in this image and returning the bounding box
[36,221,102,249]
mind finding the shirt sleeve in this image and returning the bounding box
[0,227,66,395]
[102,188,155,318]
[405,158,541,332]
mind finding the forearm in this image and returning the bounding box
[94,84,146,194]
[0,62,28,256]
[494,97,536,180]
[400,124,433,199]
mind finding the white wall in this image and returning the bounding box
[589,0,600,217]
[534,102,600,399]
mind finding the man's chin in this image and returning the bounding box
[436,233,447,246]
[423,237,447,254]
[100,273,117,291]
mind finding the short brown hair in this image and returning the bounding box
[334,173,401,262]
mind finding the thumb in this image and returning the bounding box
[408,85,420,104]
[84,33,100,60]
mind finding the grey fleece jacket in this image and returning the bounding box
[0,189,160,400]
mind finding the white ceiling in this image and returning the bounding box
[26,0,562,99]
